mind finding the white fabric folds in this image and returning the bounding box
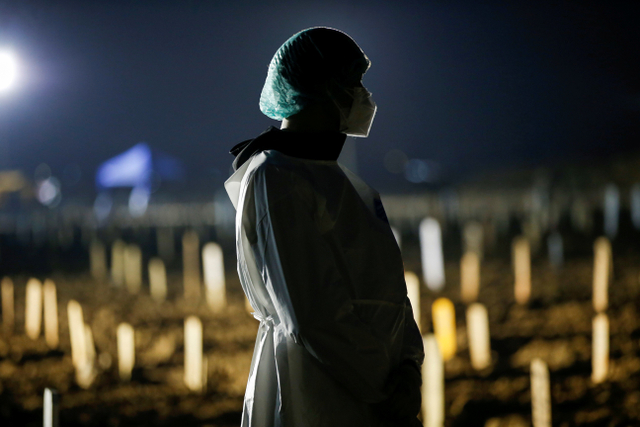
[225,150,423,427]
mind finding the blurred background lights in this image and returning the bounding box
[96,143,151,189]
[93,192,113,221]
[34,163,52,183]
[383,149,408,174]
[128,186,150,217]
[405,159,442,183]
[95,142,183,192]
[36,177,61,208]
[0,50,17,91]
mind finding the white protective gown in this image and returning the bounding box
[225,147,424,427]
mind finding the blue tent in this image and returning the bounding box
[95,142,183,191]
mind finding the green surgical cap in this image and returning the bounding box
[259,27,371,120]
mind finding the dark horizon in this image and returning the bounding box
[0,1,638,200]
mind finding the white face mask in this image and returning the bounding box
[339,87,377,138]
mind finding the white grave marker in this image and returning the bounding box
[43,388,59,427]
[43,279,59,348]
[419,218,445,291]
[25,278,43,340]
[148,257,167,302]
[466,303,491,370]
[183,231,201,299]
[1,277,14,334]
[90,240,107,280]
[423,334,444,427]
[592,313,609,384]
[117,322,135,381]
[547,232,563,269]
[512,236,531,305]
[184,316,204,392]
[111,239,126,287]
[530,358,551,427]
[67,300,87,370]
[203,242,226,312]
[124,244,142,294]
[404,272,421,330]
[432,298,456,361]
[603,184,620,239]
[84,324,96,366]
[460,252,480,304]
[463,222,484,260]
[77,324,96,388]
[592,237,612,313]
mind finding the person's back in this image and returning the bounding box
[225,27,424,427]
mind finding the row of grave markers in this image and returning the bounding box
[409,226,615,425]
[409,228,614,426]
[2,277,59,347]
[4,231,616,378]
[2,292,613,423]
[90,218,608,313]
[1,224,618,425]
[90,231,227,311]
[409,224,614,368]
[410,287,611,376]
[416,217,612,311]
[36,325,200,426]
[89,212,600,309]
[1,277,208,392]
[10,277,549,426]
[417,301,610,427]
[421,334,553,427]
[421,336,604,427]
[13,278,606,427]
[115,315,207,392]
[416,218,616,294]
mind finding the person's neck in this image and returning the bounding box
[281,102,342,132]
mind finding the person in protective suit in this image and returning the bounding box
[225,27,424,427]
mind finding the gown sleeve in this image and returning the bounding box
[246,162,391,404]
[401,296,425,371]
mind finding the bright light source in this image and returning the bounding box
[0,51,18,92]
[37,177,62,208]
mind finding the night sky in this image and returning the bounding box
[0,1,638,199]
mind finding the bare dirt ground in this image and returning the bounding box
[0,271,256,427]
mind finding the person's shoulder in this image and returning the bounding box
[244,152,296,191]
[251,150,304,176]
[339,163,379,196]
[250,152,319,203]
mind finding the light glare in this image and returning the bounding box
[0,51,18,91]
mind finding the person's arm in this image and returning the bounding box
[400,296,424,370]
[247,163,390,403]
[374,297,424,422]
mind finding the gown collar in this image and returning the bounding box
[230,126,347,171]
